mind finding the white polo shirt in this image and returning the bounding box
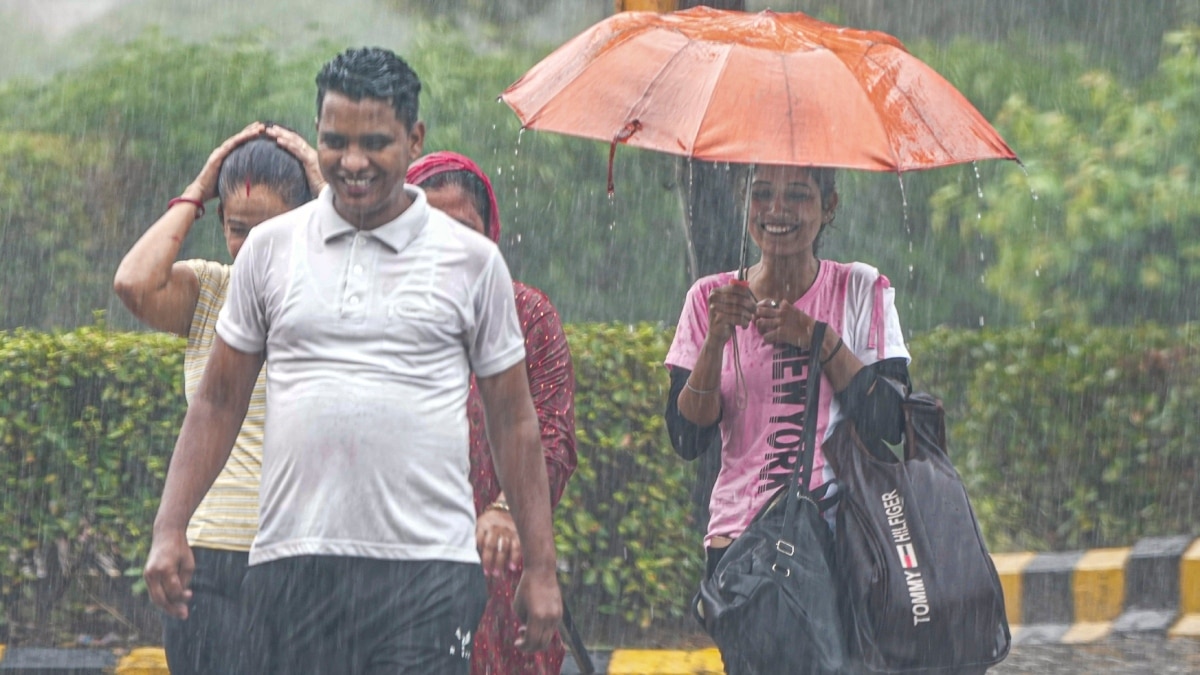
[216,186,525,566]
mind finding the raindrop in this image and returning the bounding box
[979,316,986,327]
[1019,164,1040,230]
[972,162,985,200]
[516,233,522,243]
[895,173,911,236]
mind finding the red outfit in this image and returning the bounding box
[466,281,576,674]
[409,152,577,674]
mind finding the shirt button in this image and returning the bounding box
[349,296,360,305]
[353,265,364,275]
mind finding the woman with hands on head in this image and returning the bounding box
[113,122,320,675]
[407,151,577,675]
[664,164,913,673]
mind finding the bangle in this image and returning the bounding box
[167,197,205,219]
[820,337,844,367]
[685,379,717,396]
[487,499,510,513]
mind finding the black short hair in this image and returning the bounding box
[315,47,421,128]
[415,169,492,233]
[217,137,313,209]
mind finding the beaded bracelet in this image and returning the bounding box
[167,196,206,219]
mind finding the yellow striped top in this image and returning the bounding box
[182,259,265,551]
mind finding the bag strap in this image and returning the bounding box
[772,321,826,568]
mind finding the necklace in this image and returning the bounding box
[753,258,821,305]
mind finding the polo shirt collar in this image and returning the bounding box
[316,185,430,253]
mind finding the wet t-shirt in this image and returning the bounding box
[217,186,525,566]
[665,261,909,547]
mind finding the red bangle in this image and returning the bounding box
[167,197,205,219]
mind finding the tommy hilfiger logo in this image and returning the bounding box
[881,490,932,626]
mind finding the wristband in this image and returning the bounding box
[820,337,844,367]
[487,499,510,513]
[167,197,206,219]
[685,379,717,396]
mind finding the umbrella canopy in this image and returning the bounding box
[501,6,1018,172]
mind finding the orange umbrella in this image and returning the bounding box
[501,6,1018,175]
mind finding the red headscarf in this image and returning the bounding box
[407,151,502,243]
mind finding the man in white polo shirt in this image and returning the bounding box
[143,47,562,674]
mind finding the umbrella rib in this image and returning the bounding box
[860,42,956,170]
[689,42,735,159]
[778,51,797,164]
[616,35,706,152]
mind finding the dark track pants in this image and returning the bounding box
[242,555,487,675]
[162,548,252,675]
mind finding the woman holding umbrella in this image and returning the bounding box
[407,151,578,675]
[664,163,912,670]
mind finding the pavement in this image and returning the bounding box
[2,535,1199,673]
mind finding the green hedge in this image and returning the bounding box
[2,321,1198,645]
[0,321,182,644]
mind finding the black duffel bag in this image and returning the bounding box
[825,385,1011,673]
[694,323,852,675]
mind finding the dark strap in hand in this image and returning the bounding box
[773,322,827,567]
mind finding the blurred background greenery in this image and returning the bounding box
[1,0,1198,331]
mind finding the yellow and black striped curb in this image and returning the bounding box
[2,535,1199,673]
[994,535,1200,644]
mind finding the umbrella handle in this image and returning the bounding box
[736,165,755,281]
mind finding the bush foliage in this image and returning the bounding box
[4,23,1200,332]
[2,321,1198,644]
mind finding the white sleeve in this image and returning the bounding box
[842,263,910,367]
[467,249,525,378]
[215,231,268,355]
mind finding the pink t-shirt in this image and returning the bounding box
[665,261,910,547]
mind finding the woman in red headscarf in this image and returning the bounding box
[408,152,577,674]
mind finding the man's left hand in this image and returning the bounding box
[512,565,563,652]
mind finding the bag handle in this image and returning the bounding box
[772,321,827,570]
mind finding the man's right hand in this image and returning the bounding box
[144,528,196,620]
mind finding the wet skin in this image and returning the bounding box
[219,185,291,260]
[317,92,425,230]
